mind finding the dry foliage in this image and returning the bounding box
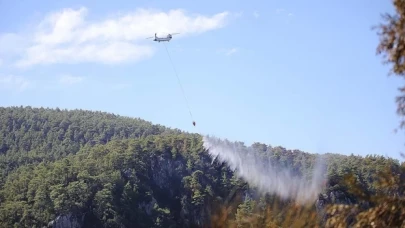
[324,163,405,228]
[210,164,405,228]
[376,0,405,128]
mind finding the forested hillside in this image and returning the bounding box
[0,106,404,227]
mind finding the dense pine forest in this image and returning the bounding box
[2,1,405,226]
[0,106,404,227]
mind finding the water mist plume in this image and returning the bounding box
[203,135,327,205]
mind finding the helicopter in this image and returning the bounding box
[146,33,180,42]
[146,32,195,127]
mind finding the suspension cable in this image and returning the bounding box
[162,42,195,126]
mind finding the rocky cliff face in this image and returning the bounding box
[148,151,211,227]
[48,214,83,228]
[317,190,356,207]
[315,189,360,225]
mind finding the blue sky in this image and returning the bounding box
[0,0,403,160]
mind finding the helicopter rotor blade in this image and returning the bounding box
[170,33,180,35]
[146,37,154,39]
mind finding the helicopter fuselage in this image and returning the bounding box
[154,37,172,42]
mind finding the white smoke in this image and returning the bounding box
[203,135,327,205]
